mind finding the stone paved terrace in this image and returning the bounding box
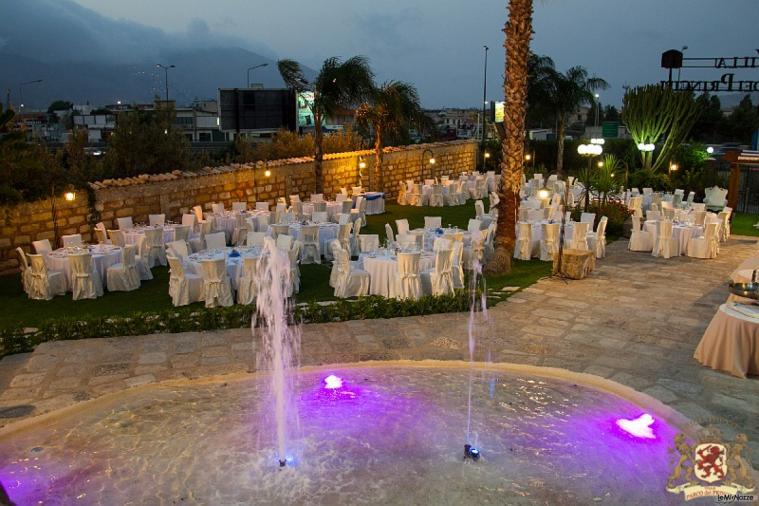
[1,237,758,455]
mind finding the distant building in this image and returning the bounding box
[426,109,479,139]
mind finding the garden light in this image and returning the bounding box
[64,192,76,202]
[636,143,655,152]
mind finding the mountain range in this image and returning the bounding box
[0,0,308,108]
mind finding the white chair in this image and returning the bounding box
[200,258,234,307]
[587,216,608,259]
[288,240,302,295]
[396,219,410,236]
[395,252,422,300]
[514,222,532,260]
[385,223,395,244]
[406,182,419,206]
[335,193,348,203]
[231,213,249,247]
[628,216,652,252]
[312,211,328,224]
[69,252,103,300]
[166,239,190,260]
[451,241,465,289]
[686,222,720,259]
[429,184,444,207]
[652,220,674,259]
[276,234,293,252]
[570,222,590,252]
[108,229,126,248]
[421,248,455,296]
[703,186,727,212]
[204,232,227,251]
[133,235,153,281]
[106,245,140,292]
[350,219,362,256]
[143,228,167,267]
[333,246,369,298]
[397,181,408,205]
[236,256,260,305]
[26,253,66,300]
[211,203,225,214]
[540,223,560,262]
[358,234,380,253]
[256,213,270,233]
[232,202,247,212]
[693,211,707,227]
[337,223,353,253]
[467,219,482,235]
[300,225,321,264]
[61,234,83,248]
[247,231,266,247]
[173,225,191,243]
[149,214,166,227]
[270,224,290,240]
[351,197,367,226]
[397,233,419,250]
[691,203,706,213]
[718,210,731,242]
[167,256,203,306]
[255,202,269,212]
[646,210,661,222]
[32,239,52,255]
[182,213,197,230]
[117,217,134,230]
[94,226,109,245]
[424,216,442,230]
[16,247,32,295]
[352,186,363,196]
[580,212,596,230]
[474,200,485,219]
[192,205,204,223]
[189,220,213,252]
[433,237,452,252]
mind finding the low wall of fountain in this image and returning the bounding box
[0,140,478,272]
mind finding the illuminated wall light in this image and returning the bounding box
[524,154,532,161]
[264,169,271,177]
[64,192,76,201]
[429,157,436,165]
[358,161,367,169]
[484,152,491,159]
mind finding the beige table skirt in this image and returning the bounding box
[694,303,759,379]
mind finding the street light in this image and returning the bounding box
[156,64,176,102]
[18,79,43,109]
[593,93,600,127]
[247,63,269,88]
[706,146,714,154]
[481,45,489,170]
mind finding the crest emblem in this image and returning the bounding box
[694,443,726,483]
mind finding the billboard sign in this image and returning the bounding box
[218,88,296,133]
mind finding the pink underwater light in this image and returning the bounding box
[323,375,343,390]
[616,413,656,439]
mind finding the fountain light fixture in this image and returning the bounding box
[323,374,343,390]
[637,143,655,152]
[590,138,605,145]
[577,144,603,156]
[706,146,714,154]
[64,191,76,202]
[616,413,656,439]
[464,443,481,461]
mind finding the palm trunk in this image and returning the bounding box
[555,117,566,175]
[374,126,383,192]
[487,0,533,275]
[313,110,324,194]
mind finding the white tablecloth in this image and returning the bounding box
[187,247,261,283]
[288,223,339,256]
[355,193,385,215]
[123,226,175,246]
[359,252,434,298]
[694,303,759,378]
[644,221,702,256]
[47,245,122,290]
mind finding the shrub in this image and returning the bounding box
[571,200,632,238]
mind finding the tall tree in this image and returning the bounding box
[278,56,374,194]
[487,0,533,274]
[622,85,701,171]
[546,66,608,175]
[525,53,557,129]
[355,81,422,191]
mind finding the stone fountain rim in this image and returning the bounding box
[0,359,697,439]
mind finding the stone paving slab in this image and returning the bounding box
[1,237,759,457]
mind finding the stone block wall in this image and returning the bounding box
[1,140,477,272]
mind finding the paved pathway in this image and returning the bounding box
[2,237,758,454]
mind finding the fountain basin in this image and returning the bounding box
[0,361,693,505]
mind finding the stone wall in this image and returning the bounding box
[1,140,477,272]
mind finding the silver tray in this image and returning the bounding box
[729,281,759,300]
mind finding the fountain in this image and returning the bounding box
[464,258,487,461]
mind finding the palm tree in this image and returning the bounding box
[487,0,533,274]
[277,56,374,194]
[355,81,422,191]
[547,66,608,175]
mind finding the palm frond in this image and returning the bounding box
[277,59,309,92]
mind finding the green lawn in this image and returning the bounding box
[731,213,759,237]
[1,199,550,331]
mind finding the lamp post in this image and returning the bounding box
[481,45,489,170]
[577,143,603,210]
[247,63,269,88]
[594,93,600,128]
[668,162,679,176]
[156,64,175,102]
[18,79,43,109]
[421,149,436,181]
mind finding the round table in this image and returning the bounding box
[187,247,261,285]
[354,192,385,215]
[123,226,175,246]
[694,303,759,378]
[360,251,434,298]
[46,245,122,290]
[644,221,702,256]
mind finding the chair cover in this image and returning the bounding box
[200,258,234,307]
[474,200,485,219]
[467,219,482,234]
[27,253,66,300]
[328,240,342,288]
[646,210,661,221]
[149,214,166,227]
[718,211,731,242]
[276,234,293,252]
[16,247,32,294]
[337,223,353,253]
[61,234,83,248]
[107,245,140,292]
[166,239,190,259]
[450,241,465,288]
[247,231,266,247]
[254,201,270,212]
[351,197,367,226]
[694,210,707,226]
[168,256,203,306]
[69,252,103,300]
[396,219,410,236]
[32,239,52,255]
[397,181,408,205]
[312,211,328,224]
[133,235,154,281]
[211,203,225,214]
[358,234,380,253]
[686,222,720,259]
[173,225,191,243]
[270,224,290,239]
[144,228,167,267]
[429,184,444,207]
[424,216,442,230]
[333,247,369,298]
[335,193,348,203]
[192,205,204,223]
[395,252,422,300]
[94,227,109,245]
[540,223,560,262]
[117,217,134,230]
[288,241,302,295]
[300,225,321,264]
[652,220,674,259]
[570,222,590,252]
[182,213,197,230]
[108,229,126,247]
[588,216,608,259]
[580,212,596,229]
[396,233,419,250]
[422,249,455,296]
[514,222,532,260]
[237,256,260,304]
[385,223,395,244]
[204,232,226,251]
[433,237,452,251]
[350,219,362,256]
[628,216,652,252]
[232,202,247,212]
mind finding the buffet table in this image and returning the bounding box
[694,303,759,378]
